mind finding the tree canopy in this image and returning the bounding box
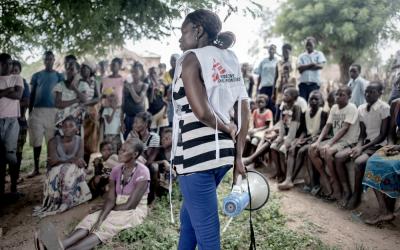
[0,0,261,56]
[274,0,400,83]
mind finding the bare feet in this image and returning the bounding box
[364,213,395,225]
[338,192,351,208]
[27,170,40,178]
[278,179,294,191]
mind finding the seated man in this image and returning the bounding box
[335,82,389,208]
[309,86,359,200]
[270,87,302,182]
[278,90,327,190]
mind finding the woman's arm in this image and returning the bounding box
[54,92,79,109]
[90,178,117,232]
[113,180,148,211]
[181,53,233,136]
[233,100,250,182]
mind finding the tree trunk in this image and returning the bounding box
[339,55,354,85]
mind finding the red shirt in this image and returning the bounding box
[252,108,273,128]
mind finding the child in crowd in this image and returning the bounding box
[278,90,327,190]
[309,86,359,200]
[127,111,160,204]
[335,82,389,208]
[102,91,122,153]
[270,87,302,181]
[248,94,273,148]
[154,128,175,196]
[87,141,119,198]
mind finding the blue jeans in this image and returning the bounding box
[178,165,232,250]
[298,82,320,101]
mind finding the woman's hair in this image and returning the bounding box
[135,111,153,129]
[185,9,236,49]
[125,138,144,159]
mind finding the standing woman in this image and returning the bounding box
[172,9,249,249]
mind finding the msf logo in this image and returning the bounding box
[212,59,226,83]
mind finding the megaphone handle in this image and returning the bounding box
[236,174,242,186]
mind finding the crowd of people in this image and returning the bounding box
[0,17,399,249]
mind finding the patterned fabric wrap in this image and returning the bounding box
[363,148,400,198]
[33,163,92,217]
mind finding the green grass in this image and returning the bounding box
[97,171,336,250]
[20,142,48,173]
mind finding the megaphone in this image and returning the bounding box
[223,170,270,217]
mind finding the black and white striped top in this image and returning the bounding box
[171,78,235,175]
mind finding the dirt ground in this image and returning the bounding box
[0,171,399,250]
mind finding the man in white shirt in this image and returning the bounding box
[297,37,326,101]
[335,82,389,209]
[348,64,369,107]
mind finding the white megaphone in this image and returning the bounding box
[223,170,270,217]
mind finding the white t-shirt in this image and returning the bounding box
[358,99,390,146]
[327,103,359,145]
[280,96,308,113]
[102,108,121,135]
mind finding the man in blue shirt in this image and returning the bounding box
[255,44,278,114]
[348,64,369,107]
[297,37,326,101]
[27,51,64,177]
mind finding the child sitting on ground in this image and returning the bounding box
[87,141,119,198]
[248,94,273,148]
[309,85,359,201]
[334,82,389,208]
[154,128,176,196]
[270,87,302,182]
[278,90,327,190]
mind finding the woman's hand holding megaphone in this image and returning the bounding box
[233,157,246,185]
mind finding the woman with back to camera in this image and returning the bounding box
[171,9,250,250]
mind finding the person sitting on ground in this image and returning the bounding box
[102,90,122,154]
[53,61,89,132]
[36,138,149,250]
[278,90,327,191]
[87,141,119,198]
[33,116,92,218]
[247,94,273,150]
[122,63,147,139]
[153,128,175,196]
[309,86,359,201]
[361,144,400,225]
[348,64,369,107]
[335,82,390,208]
[127,111,160,204]
[270,87,302,182]
[11,60,30,186]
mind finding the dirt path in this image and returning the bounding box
[0,172,399,250]
[270,181,400,250]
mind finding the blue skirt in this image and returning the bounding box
[363,148,400,198]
